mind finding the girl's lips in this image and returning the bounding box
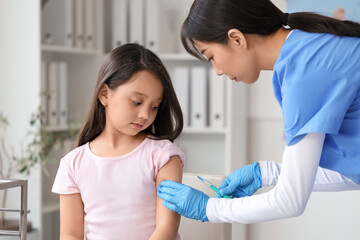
[132,123,143,128]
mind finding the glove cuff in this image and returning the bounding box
[201,195,210,222]
[254,162,262,188]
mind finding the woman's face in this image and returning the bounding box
[194,39,260,84]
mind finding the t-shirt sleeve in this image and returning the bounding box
[280,63,357,145]
[52,157,80,195]
[152,140,185,177]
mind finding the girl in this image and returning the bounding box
[158,0,360,224]
[52,43,184,239]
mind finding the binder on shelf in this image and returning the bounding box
[190,66,207,128]
[129,0,144,45]
[41,61,48,125]
[209,68,225,128]
[112,0,128,49]
[58,62,68,126]
[145,0,174,54]
[172,67,190,127]
[84,0,95,49]
[75,0,84,48]
[64,0,75,47]
[42,0,74,47]
[48,62,59,127]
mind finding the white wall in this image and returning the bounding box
[0,0,41,230]
[245,1,360,239]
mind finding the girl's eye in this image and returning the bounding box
[132,100,141,106]
[208,56,214,62]
[152,106,160,110]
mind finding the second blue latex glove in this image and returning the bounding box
[157,180,209,222]
[218,162,262,198]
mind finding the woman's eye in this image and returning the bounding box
[152,106,160,110]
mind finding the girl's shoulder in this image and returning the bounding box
[145,137,172,146]
[60,142,89,165]
[144,137,181,152]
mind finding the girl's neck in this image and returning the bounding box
[90,131,147,157]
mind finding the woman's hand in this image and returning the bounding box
[218,162,262,198]
[157,180,209,222]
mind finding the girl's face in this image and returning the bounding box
[100,70,163,136]
[193,39,260,84]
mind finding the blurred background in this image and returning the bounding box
[0,0,359,239]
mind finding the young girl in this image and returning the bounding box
[52,43,184,239]
[158,0,360,224]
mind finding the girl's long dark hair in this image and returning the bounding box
[77,43,183,146]
[181,0,360,60]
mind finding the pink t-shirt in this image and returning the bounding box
[52,137,184,240]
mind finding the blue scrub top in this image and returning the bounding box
[273,29,360,183]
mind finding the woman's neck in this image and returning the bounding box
[247,28,291,71]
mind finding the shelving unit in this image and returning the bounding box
[38,0,247,239]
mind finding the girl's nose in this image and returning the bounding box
[138,106,150,120]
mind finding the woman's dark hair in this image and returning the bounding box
[77,43,183,146]
[181,0,360,60]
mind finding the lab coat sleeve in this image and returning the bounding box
[206,132,324,223]
[260,159,360,191]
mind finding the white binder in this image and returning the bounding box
[209,68,225,128]
[48,62,59,126]
[64,0,75,47]
[172,67,190,127]
[112,0,128,49]
[58,62,68,126]
[75,0,84,48]
[129,0,144,44]
[84,0,95,49]
[42,0,74,47]
[41,61,48,125]
[190,66,207,128]
[145,0,174,53]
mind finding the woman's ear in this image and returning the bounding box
[98,83,109,107]
[227,29,247,49]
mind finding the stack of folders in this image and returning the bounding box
[41,61,68,127]
[111,0,175,53]
[171,66,226,129]
[42,0,95,49]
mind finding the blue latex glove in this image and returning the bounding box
[157,180,209,222]
[218,162,262,198]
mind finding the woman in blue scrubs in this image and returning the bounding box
[157,0,360,223]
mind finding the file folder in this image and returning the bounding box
[75,0,84,48]
[84,0,95,49]
[112,0,128,48]
[129,0,144,44]
[209,68,225,128]
[190,66,207,128]
[41,61,48,125]
[58,62,68,126]
[172,67,190,127]
[145,0,174,53]
[48,62,59,126]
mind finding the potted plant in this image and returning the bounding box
[0,107,77,231]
